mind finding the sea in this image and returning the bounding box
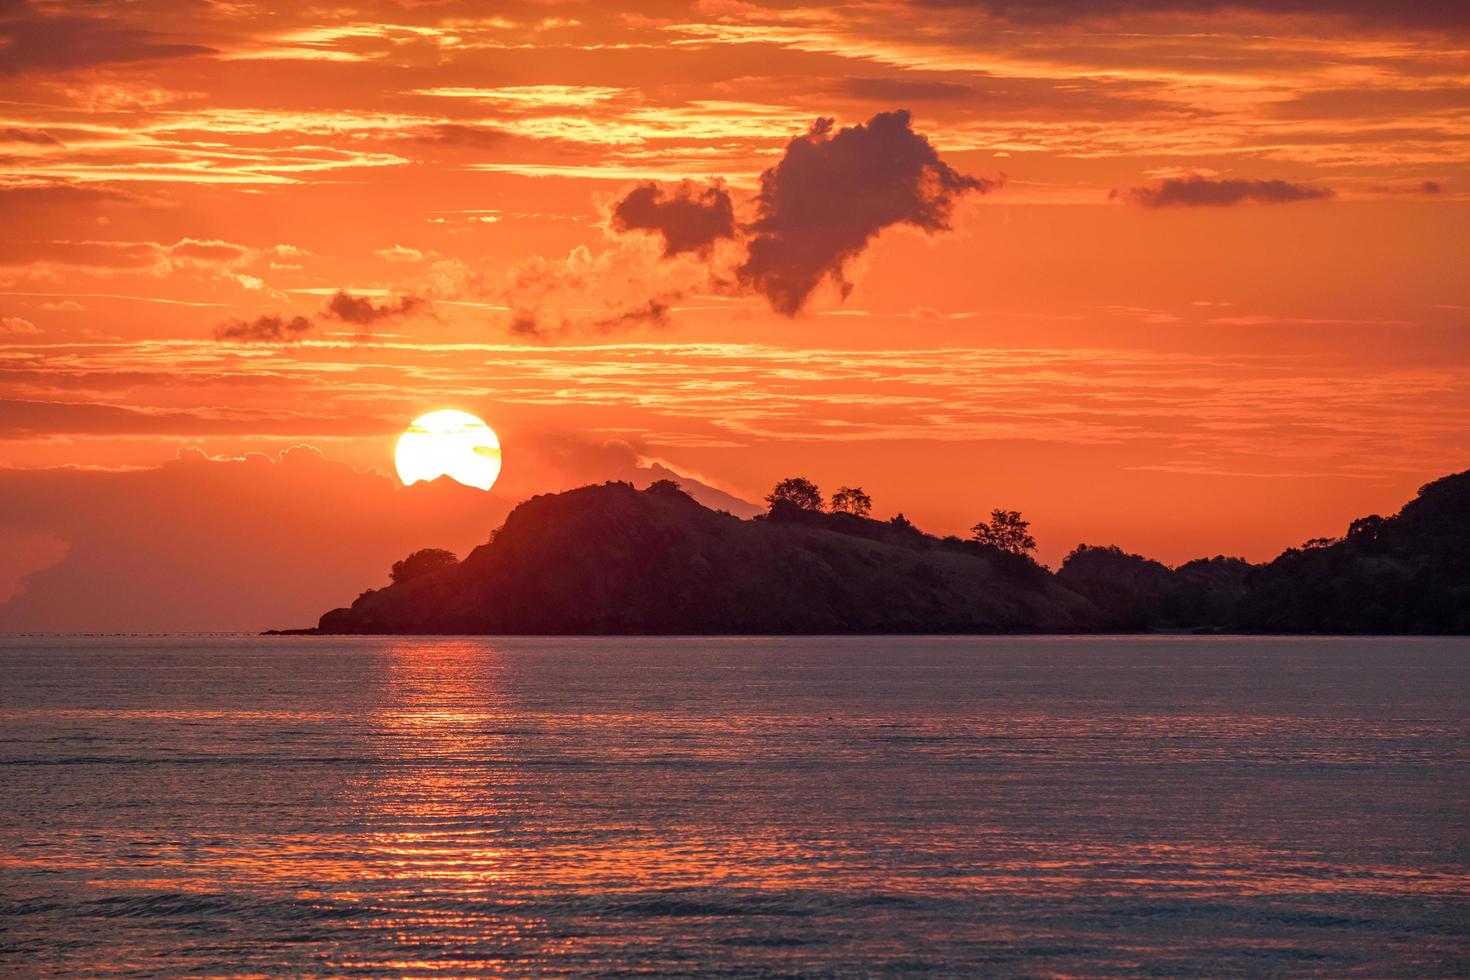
[2,635,1468,977]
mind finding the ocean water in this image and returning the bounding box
[2,635,1468,977]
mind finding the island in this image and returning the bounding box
[293,469,1469,635]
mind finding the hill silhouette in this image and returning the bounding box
[1057,546,1253,631]
[300,468,1470,635]
[313,481,1100,634]
[1235,469,1470,633]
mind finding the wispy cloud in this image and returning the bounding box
[1114,175,1335,207]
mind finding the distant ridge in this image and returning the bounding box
[294,469,1470,635]
[625,463,763,519]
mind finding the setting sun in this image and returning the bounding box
[394,410,502,491]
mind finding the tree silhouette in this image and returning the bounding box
[766,477,823,511]
[390,547,459,584]
[971,509,1036,555]
[646,478,686,497]
[830,485,872,516]
[1347,514,1384,543]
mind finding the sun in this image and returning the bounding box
[394,409,502,491]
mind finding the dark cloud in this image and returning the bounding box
[609,180,737,257]
[322,290,428,326]
[908,0,1470,30]
[0,127,59,145]
[0,5,214,75]
[737,109,997,315]
[588,297,672,332]
[510,296,675,339]
[214,313,314,343]
[1114,175,1335,207]
[593,110,995,323]
[1364,178,1449,196]
[508,311,541,337]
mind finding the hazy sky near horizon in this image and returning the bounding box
[1,0,1467,627]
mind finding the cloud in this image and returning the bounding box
[500,237,697,339]
[322,290,428,326]
[1114,175,1335,207]
[508,311,542,337]
[0,239,163,271]
[837,77,974,102]
[168,238,253,265]
[412,85,631,108]
[0,126,59,145]
[214,313,314,343]
[0,184,156,218]
[528,432,643,477]
[511,431,762,517]
[737,110,998,315]
[415,124,516,149]
[211,290,429,345]
[590,298,672,332]
[0,6,215,76]
[907,0,1470,30]
[1365,178,1448,196]
[0,398,389,437]
[593,110,996,321]
[0,316,40,337]
[0,237,284,279]
[375,244,424,263]
[610,180,737,257]
[510,296,675,340]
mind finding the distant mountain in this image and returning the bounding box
[298,468,1470,636]
[309,481,1101,634]
[1235,469,1470,633]
[625,463,763,519]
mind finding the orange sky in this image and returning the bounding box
[1,0,1467,629]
